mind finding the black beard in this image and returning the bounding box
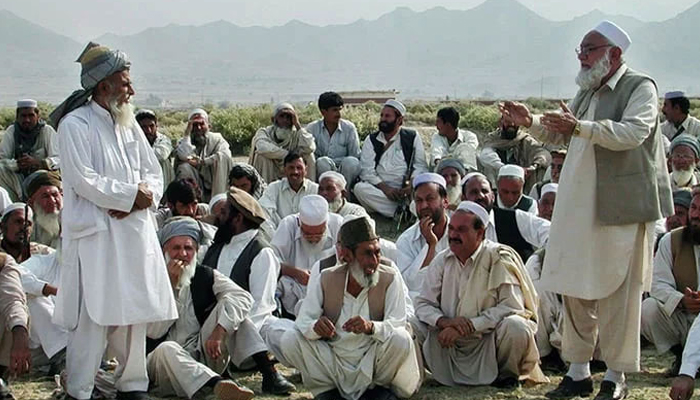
[212,215,236,245]
[683,223,700,245]
[501,127,518,140]
[378,121,396,133]
[192,133,207,147]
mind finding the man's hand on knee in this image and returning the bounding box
[670,374,695,400]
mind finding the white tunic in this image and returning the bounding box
[215,229,279,330]
[530,65,660,299]
[359,130,428,188]
[429,129,479,170]
[649,233,700,317]
[661,115,700,141]
[55,101,177,328]
[259,178,319,228]
[485,209,550,247]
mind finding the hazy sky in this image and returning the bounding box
[6,0,697,41]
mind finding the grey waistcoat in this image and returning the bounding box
[569,67,673,225]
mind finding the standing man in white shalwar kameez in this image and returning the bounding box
[279,216,420,400]
[272,195,342,317]
[354,100,428,218]
[51,42,178,400]
[395,173,451,299]
[414,201,545,389]
[501,20,673,400]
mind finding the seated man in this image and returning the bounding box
[250,103,316,184]
[279,216,421,400]
[259,151,319,229]
[666,190,692,233]
[642,189,700,376]
[318,171,367,217]
[0,203,52,263]
[479,117,550,192]
[538,183,557,221]
[306,92,361,186]
[496,165,538,214]
[669,314,700,400]
[147,217,294,400]
[272,195,342,317]
[662,91,700,141]
[23,170,62,249]
[430,107,479,172]
[396,173,451,299]
[0,99,59,202]
[175,108,233,201]
[354,100,428,218]
[136,109,174,190]
[668,134,700,191]
[462,172,549,268]
[529,149,566,201]
[0,254,32,399]
[436,158,466,210]
[228,163,267,200]
[156,179,211,229]
[414,201,545,388]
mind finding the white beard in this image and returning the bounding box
[34,207,61,238]
[164,253,198,296]
[447,185,462,206]
[328,197,344,213]
[300,236,327,258]
[109,97,135,128]
[672,165,696,187]
[274,126,293,141]
[349,261,379,289]
[575,50,612,90]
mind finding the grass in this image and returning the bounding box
[9,347,678,399]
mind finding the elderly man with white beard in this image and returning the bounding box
[414,201,545,389]
[396,173,451,300]
[317,171,368,218]
[175,109,234,202]
[250,103,316,184]
[500,20,672,400]
[279,216,421,400]
[272,195,343,317]
[23,170,62,249]
[436,158,466,211]
[668,134,700,191]
[51,42,178,400]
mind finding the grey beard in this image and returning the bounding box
[274,126,293,142]
[328,197,344,213]
[575,50,612,90]
[447,185,462,206]
[300,236,327,257]
[108,98,135,128]
[34,207,61,238]
[349,261,379,289]
[164,253,198,296]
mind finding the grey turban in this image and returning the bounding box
[436,158,466,176]
[673,190,692,209]
[159,216,202,247]
[670,133,700,159]
[50,42,131,127]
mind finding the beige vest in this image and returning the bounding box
[320,258,395,325]
[569,68,673,225]
[670,227,698,292]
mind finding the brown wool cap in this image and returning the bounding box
[23,170,61,200]
[227,186,267,224]
[339,216,378,249]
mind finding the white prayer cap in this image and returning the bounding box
[319,171,347,189]
[273,102,295,117]
[16,99,38,109]
[208,193,227,210]
[2,202,33,222]
[665,91,686,100]
[135,109,156,119]
[383,99,406,117]
[299,195,329,226]
[461,171,487,186]
[456,201,489,227]
[412,172,446,190]
[541,183,558,196]
[188,108,208,121]
[593,20,631,53]
[498,164,525,180]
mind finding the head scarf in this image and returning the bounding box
[159,216,202,247]
[228,163,267,199]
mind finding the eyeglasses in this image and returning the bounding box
[575,44,612,57]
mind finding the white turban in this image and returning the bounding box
[665,91,685,100]
[188,108,209,121]
[593,20,631,53]
[299,195,329,226]
[208,193,228,210]
[412,172,446,190]
[498,165,525,180]
[319,171,347,189]
[384,99,406,117]
[461,171,487,186]
[2,203,33,222]
[17,99,37,109]
[273,102,295,117]
[541,183,558,196]
[456,201,489,227]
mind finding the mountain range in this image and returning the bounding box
[1,0,698,107]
